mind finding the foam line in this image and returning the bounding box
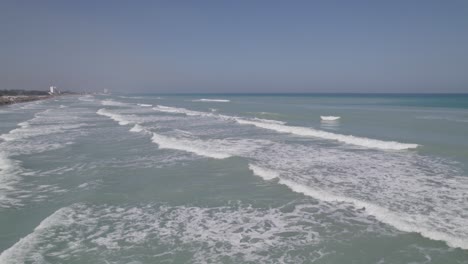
[192,99,230,102]
[235,118,418,150]
[153,105,214,117]
[153,105,418,150]
[151,133,231,159]
[320,116,340,121]
[0,207,74,263]
[101,100,128,106]
[96,109,131,125]
[248,164,279,180]
[129,124,145,133]
[249,164,468,250]
[97,108,231,158]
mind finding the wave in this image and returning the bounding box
[249,163,468,250]
[17,121,29,128]
[97,108,243,159]
[0,123,88,142]
[96,109,131,125]
[320,116,340,121]
[129,124,145,133]
[0,153,22,207]
[153,105,418,150]
[192,99,230,102]
[234,118,417,150]
[1,202,358,263]
[151,133,232,159]
[101,100,127,106]
[0,206,74,263]
[78,95,94,102]
[153,105,215,117]
[137,103,153,107]
[248,164,279,180]
[251,117,286,125]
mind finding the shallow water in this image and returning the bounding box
[0,94,467,263]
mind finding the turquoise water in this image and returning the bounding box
[0,94,467,263]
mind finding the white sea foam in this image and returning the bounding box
[252,117,286,125]
[0,123,88,142]
[101,99,127,106]
[96,109,131,125]
[0,107,90,142]
[1,202,387,263]
[280,177,468,250]
[0,206,75,263]
[153,105,214,117]
[248,141,468,251]
[0,153,20,187]
[78,96,94,102]
[151,133,231,159]
[0,105,93,208]
[235,118,417,150]
[17,121,29,128]
[0,153,23,207]
[129,124,145,133]
[248,164,279,180]
[152,105,417,150]
[320,116,340,121]
[192,98,230,102]
[98,107,257,159]
[137,103,152,107]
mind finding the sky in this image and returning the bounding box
[1,0,468,93]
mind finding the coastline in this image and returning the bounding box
[0,95,53,106]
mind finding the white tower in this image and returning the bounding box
[49,86,59,95]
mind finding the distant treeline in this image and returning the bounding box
[0,89,49,96]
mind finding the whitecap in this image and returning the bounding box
[234,118,417,150]
[320,116,340,121]
[192,98,230,102]
[96,109,132,126]
[152,104,418,150]
[101,100,127,106]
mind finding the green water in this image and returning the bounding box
[0,94,467,263]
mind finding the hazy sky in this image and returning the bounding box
[1,0,468,93]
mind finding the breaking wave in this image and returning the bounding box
[152,105,418,150]
[101,100,128,106]
[151,133,232,159]
[235,118,418,150]
[0,202,390,263]
[192,98,230,102]
[129,124,145,133]
[320,116,340,121]
[249,160,468,250]
[96,109,131,125]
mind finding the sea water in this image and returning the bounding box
[0,94,467,263]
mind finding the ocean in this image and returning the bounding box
[0,94,467,263]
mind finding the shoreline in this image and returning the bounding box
[0,95,53,106]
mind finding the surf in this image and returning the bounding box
[248,163,468,250]
[192,99,230,102]
[152,105,418,150]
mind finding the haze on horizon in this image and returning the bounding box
[1,0,467,94]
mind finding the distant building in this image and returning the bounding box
[49,86,60,95]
